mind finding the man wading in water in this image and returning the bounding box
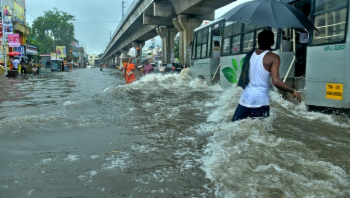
[232,29,301,121]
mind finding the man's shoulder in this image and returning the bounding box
[265,51,279,59]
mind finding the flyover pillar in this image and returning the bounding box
[116,54,121,67]
[121,49,129,67]
[156,26,178,64]
[173,15,202,66]
[112,55,116,66]
[132,42,145,66]
[156,28,166,64]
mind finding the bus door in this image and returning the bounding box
[293,0,312,77]
[209,26,223,84]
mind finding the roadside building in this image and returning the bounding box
[71,38,79,68]
[78,47,87,67]
[26,44,38,62]
[88,54,99,66]
[0,0,29,70]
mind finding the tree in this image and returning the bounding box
[31,8,75,55]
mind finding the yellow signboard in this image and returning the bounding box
[56,46,66,58]
[326,83,343,100]
[14,2,25,24]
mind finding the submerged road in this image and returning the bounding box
[0,68,349,197]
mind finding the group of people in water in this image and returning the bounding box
[10,57,37,76]
[122,58,154,84]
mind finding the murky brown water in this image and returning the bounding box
[0,68,349,197]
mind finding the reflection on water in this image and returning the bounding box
[0,68,349,197]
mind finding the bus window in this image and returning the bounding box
[201,43,207,58]
[196,30,203,59]
[196,45,201,59]
[313,0,348,44]
[207,27,212,58]
[201,29,208,58]
[231,35,241,54]
[243,32,254,52]
[224,22,234,37]
[194,28,209,59]
[222,37,231,55]
[313,9,347,44]
[222,22,242,55]
[192,37,197,59]
[211,28,222,59]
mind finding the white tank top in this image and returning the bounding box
[239,50,271,107]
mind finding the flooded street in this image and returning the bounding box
[0,68,349,198]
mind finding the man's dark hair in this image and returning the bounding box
[214,40,220,47]
[258,29,275,47]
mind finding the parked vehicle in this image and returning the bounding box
[158,63,167,72]
[149,62,157,72]
[164,63,183,73]
[137,64,144,70]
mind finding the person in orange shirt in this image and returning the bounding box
[123,58,136,84]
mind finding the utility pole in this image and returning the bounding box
[122,0,126,20]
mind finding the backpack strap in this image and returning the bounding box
[237,49,255,89]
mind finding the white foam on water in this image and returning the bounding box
[90,155,99,159]
[89,171,97,177]
[199,119,350,197]
[102,153,130,170]
[63,101,76,106]
[40,158,52,164]
[197,85,350,197]
[131,144,157,153]
[270,91,349,128]
[64,155,79,162]
[27,189,35,196]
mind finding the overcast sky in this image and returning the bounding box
[26,0,246,55]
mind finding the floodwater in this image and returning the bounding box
[0,68,349,198]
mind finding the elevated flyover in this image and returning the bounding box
[101,0,235,66]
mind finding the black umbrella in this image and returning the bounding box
[221,0,317,31]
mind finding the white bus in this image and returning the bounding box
[191,0,349,109]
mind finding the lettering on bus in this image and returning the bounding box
[324,44,345,51]
[326,83,343,100]
[195,61,209,67]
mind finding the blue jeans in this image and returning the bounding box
[232,104,270,122]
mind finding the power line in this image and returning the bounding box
[26,5,42,17]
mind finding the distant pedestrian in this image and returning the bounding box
[123,58,136,84]
[32,66,38,75]
[100,63,103,71]
[11,57,20,70]
[20,59,26,75]
[143,60,154,75]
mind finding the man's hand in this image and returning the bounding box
[292,90,302,102]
